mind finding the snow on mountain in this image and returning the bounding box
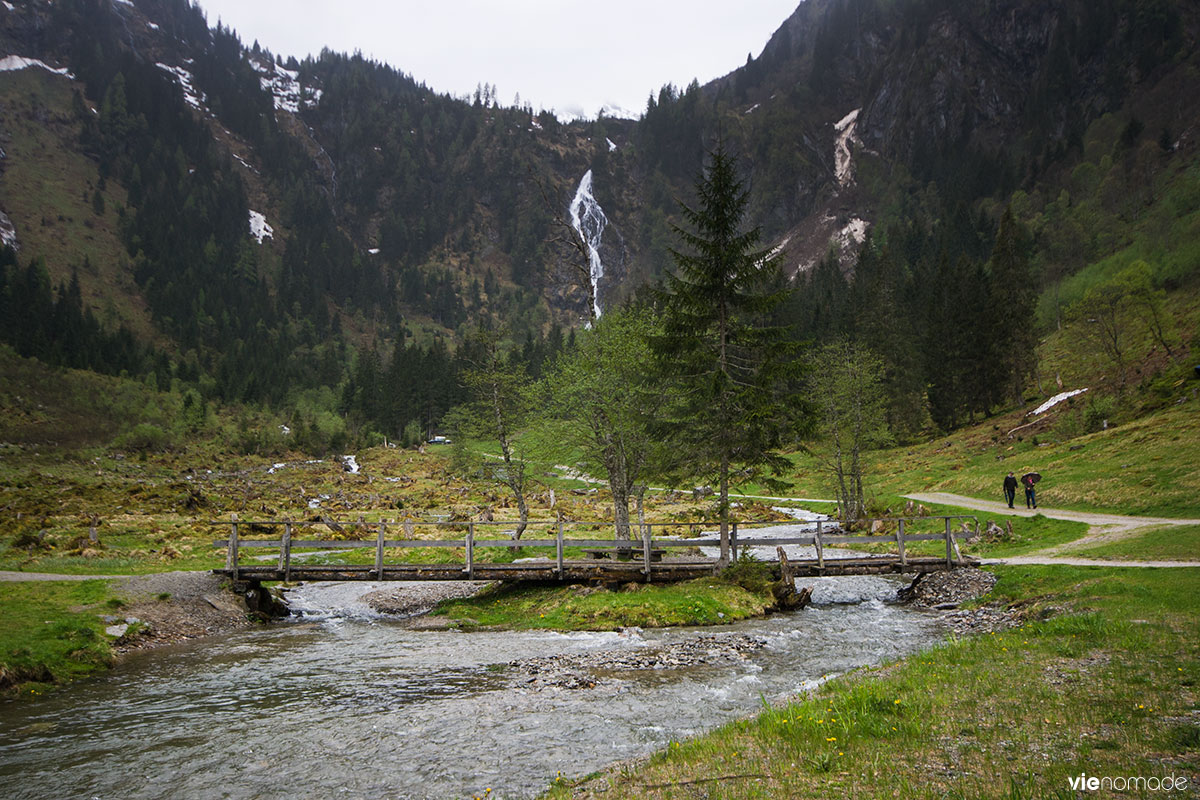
[834,108,861,187]
[250,58,321,113]
[231,152,258,174]
[155,61,204,110]
[0,55,74,79]
[835,217,869,251]
[1030,389,1088,416]
[0,210,18,251]
[249,210,274,243]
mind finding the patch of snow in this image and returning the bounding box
[279,425,291,436]
[248,210,274,243]
[606,137,617,152]
[745,103,761,114]
[531,119,543,130]
[0,210,18,251]
[0,56,75,79]
[1029,388,1088,416]
[112,0,134,6]
[251,58,319,113]
[757,236,791,269]
[597,102,637,120]
[231,153,258,174]
[367,247,380,255]
[3,2,15,10]
[834,108,861,187]
[834,218,869,252]
[341,455,360,474]
[155,62,204,110]
[147,22,160,30]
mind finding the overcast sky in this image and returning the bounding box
[193,0,800,119]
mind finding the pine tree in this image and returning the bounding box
[653,141,810,562]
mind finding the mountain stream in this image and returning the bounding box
[0,576,945,799]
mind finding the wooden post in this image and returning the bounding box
[896,519,907,568]
[944,517,953,568]
[280,520,293,582]
[226,513,240,580]
[815,519,825,569]
[556,516,564,578]
[375,522,386,579]
[642,524,652,580]
[731,522,739,561]
[465,523,475,580]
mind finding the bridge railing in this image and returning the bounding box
[211,514,979,581]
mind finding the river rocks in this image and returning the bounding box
[362,580,488,616]
[505,633,767,690]
[898,567,997,608]
[899,568,1025,635]
[939,606,1023,635]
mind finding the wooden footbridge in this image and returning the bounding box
[212,514,981,585]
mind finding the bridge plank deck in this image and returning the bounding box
[214,555,974,583]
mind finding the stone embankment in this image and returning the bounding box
[899,567,1023,634]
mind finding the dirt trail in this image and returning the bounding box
[904,492,1200,567]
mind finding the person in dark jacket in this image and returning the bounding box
[1003,472,1018,508]
[1022,473,1037,508]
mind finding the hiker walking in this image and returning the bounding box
[1003,472,1018,508]
[1021,472,1041,509]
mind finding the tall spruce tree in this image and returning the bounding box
[653,141,810,563]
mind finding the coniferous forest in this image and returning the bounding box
[0,0,1197,457]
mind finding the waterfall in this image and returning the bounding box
[569,169,608,320]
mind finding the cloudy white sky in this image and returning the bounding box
[194,0,800,119]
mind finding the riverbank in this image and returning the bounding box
[0,571,259,692]
[543,565,1200,799]
[0,564,999,695]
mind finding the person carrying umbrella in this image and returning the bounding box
[1021,472,1041,509]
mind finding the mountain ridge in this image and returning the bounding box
[1,0,1197,441]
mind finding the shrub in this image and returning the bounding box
[719,552,775,595]
[112,423,171,453]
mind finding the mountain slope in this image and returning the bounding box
[0,0,1197,444]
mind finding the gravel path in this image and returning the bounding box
[904,492,1200,566]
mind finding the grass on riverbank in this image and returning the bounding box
[0,580,117,693]
[546,566,1200,799]
[438,569,779,631]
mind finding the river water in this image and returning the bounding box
[0,577,945,800]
